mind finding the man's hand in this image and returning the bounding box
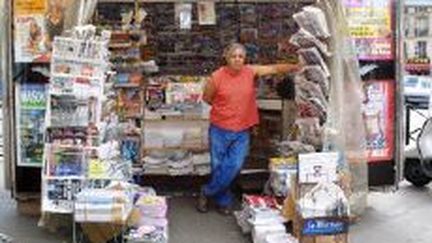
[202,77,216,105]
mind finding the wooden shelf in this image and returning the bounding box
[52,73,104,80]
[257,99,283,111]
[109,43,133,49]
[48,144,98,150]
[122,114,143,119]
[113,83,141,88]
[43,176,86,180]
[52,56,108,66]
[405,63,432,71]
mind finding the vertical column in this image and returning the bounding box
[0,0,12,191]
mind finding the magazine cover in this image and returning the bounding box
[42,178,82,213]
[344,0,393,60]
[362,80,395,162]
[197,1,216,25]
[45,145,86,177]
[14,0,67,63]
[16,83,47,167]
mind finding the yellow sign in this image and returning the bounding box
[345,7,391,38]
[14,0,46,15]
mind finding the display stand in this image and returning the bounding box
[41,25,111,214]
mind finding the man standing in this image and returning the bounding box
[198,43,300,214]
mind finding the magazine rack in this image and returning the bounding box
[41,25,111,214]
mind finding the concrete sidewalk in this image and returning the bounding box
[0,182,431,243]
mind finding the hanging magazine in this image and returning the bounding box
[13,0,69,63]
[16,83,47,167]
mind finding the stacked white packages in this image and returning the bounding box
[265,233,299,243]
[129,193,168,243]
[74,188,133,223]
[143,151,211,176]
[234,195,298,243]
[192,153,211,175]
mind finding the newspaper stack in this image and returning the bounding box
[143,151,206,176]
[234,195,298,243]
[192,153,211,175]
[74,188,133,223]
[167,151,194,176]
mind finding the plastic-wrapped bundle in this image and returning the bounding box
[300,65,330,99]
[252,224,286,243]
[298,47,331,77]
[265,233,298,243]
[74,188,133,223]
[234,195,288,243]
[276,141,316,157]
[130,194,169,243]
[295,76,328,124]
[293,6,330,38]
[268,158,297,197]
[295,75,327,106]
[308,97,328,124]
[296,118,323,150]
[135,196,167,219]
[289,28,331,57]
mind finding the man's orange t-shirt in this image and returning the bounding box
[209,65,259,132]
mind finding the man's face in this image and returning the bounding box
[226,48,246,71]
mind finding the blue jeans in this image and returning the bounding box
[203,124,250,207]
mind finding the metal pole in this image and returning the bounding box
[1,0,14,192]
[395,0,405,187]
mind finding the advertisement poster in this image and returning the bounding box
[16,83,47,167]
[362,80,395,162]
[344,0,393,60]
[14,0,67,63]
